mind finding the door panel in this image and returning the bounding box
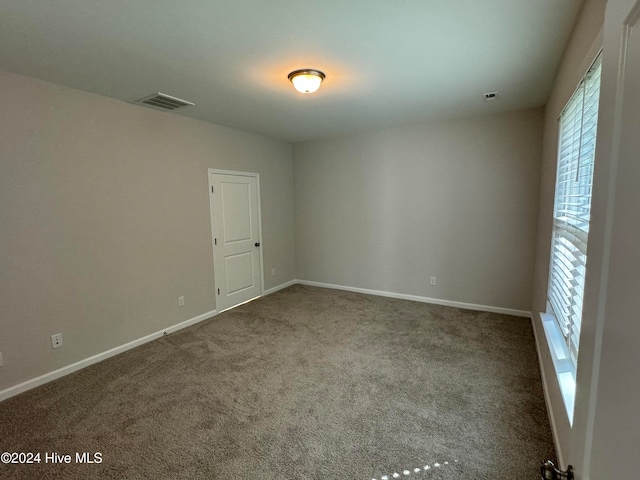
[221,182,252,242]
[209,171,262,311]
[225,252,254,294]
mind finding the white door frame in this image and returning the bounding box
[578,1,640,478]
[208,168,264,311]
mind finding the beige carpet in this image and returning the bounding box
[0,285,554,479]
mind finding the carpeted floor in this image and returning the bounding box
[0,285,554,479]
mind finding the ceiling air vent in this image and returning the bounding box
[482,92,499,102]
[135,92,195,111]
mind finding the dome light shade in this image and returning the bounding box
[288,69,325,93]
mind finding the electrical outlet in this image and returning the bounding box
[271,268,276,277]
[178,296,185,307]
[430,276,437,286]
[51,333,63,349]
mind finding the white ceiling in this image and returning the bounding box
[0,0,584,143]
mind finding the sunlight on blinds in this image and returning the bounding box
[548,54,602,366]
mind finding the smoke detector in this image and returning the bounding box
[135,92,195,111]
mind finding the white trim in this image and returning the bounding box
[0,278,533,402]
[0,280,294,403]
[255,174,265,298]
[582,5,638,478]
[0,309,217,403]
[532,315,565,468]
[208,168,258,178]
[541,313,577,391]
[296,279,532,317]
[263,279,297,296]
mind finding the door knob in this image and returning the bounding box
[255,242,260,247]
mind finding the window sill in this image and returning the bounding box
[539,312,576,425]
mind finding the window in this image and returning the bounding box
[547,54,602,368]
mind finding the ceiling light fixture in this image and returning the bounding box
[288,69,326,94]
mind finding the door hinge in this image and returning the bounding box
[211,186,214,193]
[214,238,217,245]
[217,288,220,295]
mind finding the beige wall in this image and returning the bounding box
[0,70,295,392]
[530,0,606,473]
[294,108,543,312]
[5,7,625,469]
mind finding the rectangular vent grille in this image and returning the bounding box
[135,92,195,111]
[482,91,499,102]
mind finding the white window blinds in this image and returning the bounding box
[548,54,602,366]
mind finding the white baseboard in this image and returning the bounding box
[0,279,298,402]
[531,315,564,467]
[0,309,217,403]
[263,279,297,296]
[296,279,532,318]
[0,278,531,402]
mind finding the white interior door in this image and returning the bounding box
[209,170,263,312]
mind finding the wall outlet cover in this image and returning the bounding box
[51,333,63,349]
